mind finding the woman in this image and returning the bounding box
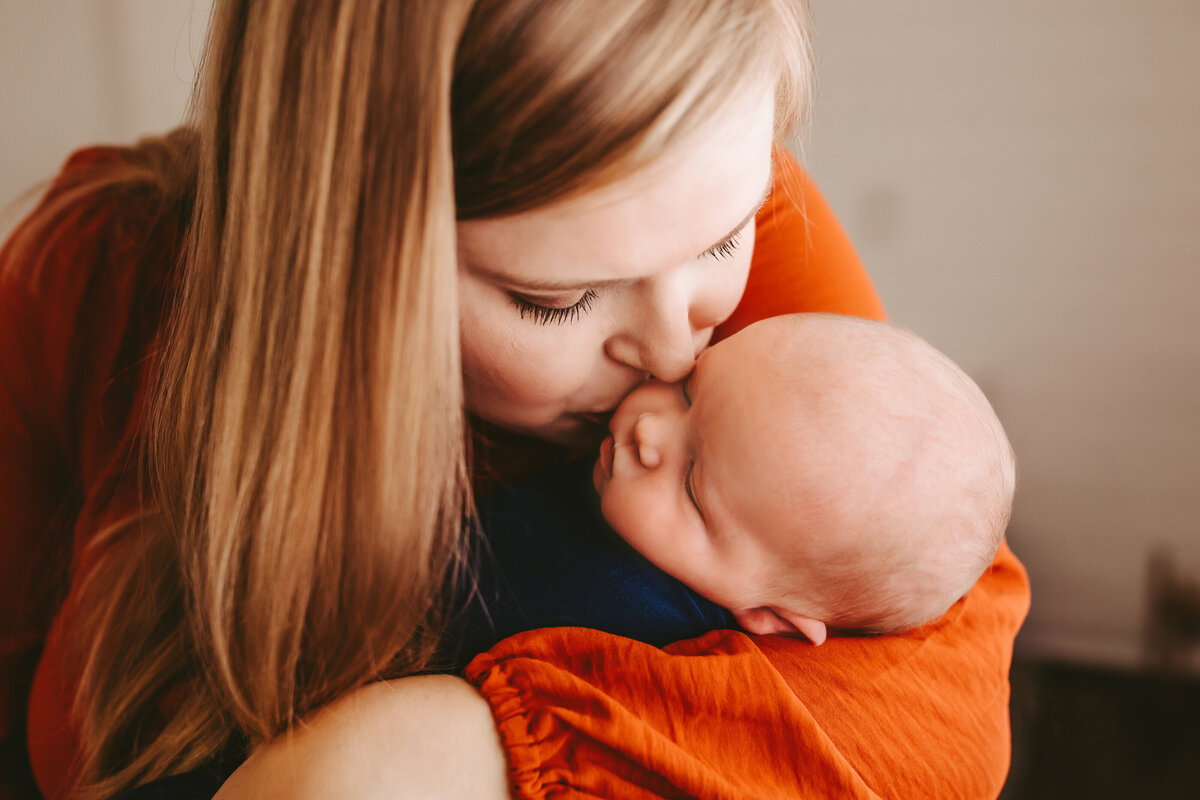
[0,1,1029,798]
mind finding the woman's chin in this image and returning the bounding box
[533,414,612,450]
[476,414,609,452]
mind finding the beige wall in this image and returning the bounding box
[805,1,1200,667]
[3,1,1198,669]
[0,0,210,231]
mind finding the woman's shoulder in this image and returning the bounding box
[1,140,188,473]
[213,676,509,800]
[2,141,188,302]
[714,147,885,341]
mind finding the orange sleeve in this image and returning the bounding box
[0,164,95,800]
[714,147,885,342]
[467,160,1031,798]
[0,148,166,800]
[468,543,1029,799]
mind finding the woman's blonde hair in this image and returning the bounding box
[17,1,815,795]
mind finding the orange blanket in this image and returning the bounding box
[470,543,1027,798]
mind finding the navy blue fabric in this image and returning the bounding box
[111,744,243,800]
[118,459,735,797]
[113,768,229,800]
[439,458,737,671]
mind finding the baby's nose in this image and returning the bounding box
[632,413,666,469]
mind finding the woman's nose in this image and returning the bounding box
[606,281,708,382]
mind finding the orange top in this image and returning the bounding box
[0,147,1028,800]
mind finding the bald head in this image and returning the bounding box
[737,314,1015,633]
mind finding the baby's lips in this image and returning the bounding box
[598,435,615,479]
[593,435,615,494]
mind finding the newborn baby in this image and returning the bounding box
[591,312,1015,645]
[442,313,1014,668]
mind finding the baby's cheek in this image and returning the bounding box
[598,486,638,543]
[601,483,671,560]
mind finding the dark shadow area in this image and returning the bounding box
[1002,657,1200,800]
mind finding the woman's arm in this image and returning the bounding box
[0,211,70,800]
[1,148,146,800]
[213,676,508,800]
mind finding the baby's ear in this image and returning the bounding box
[734,607,828,645]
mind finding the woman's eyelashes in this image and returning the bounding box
[510,289,599,325]
[703,189,770,261]
[703,229,743,261]
[508,220,747,326]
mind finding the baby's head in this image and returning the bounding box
[592,313,1015,644]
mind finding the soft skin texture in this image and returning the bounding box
[456,81,775,449]
[592,326,830,643]
[213,677,508,800]
[593,314,1013,644]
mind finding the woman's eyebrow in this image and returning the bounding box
[697,168,775,258]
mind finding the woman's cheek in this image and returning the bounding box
[689,236,756,334]
[719,230,757,320]
[462,335,578,407]
[459,299,594,422]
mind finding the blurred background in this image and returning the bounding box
[801,4,1200,795]
[2,1,1198,797]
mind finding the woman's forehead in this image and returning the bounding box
[456,86,776,286]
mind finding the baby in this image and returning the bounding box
[443,313,1014,667]
[591,312,1015,645]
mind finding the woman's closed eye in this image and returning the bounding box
[702,229,743,261]
[700,183,770,261]
[510,289,599,325]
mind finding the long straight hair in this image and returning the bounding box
[17,1,816,795]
